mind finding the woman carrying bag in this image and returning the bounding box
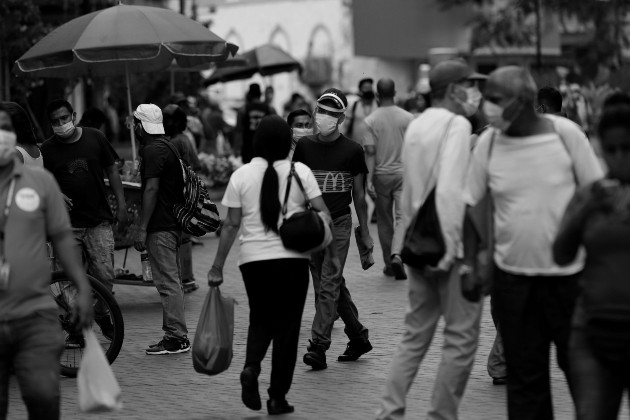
[207,115,338,415]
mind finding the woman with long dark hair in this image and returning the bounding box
[553,103,630,419]
[207,115,335,415]
[0,102,42,167]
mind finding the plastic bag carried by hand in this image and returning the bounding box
[77,329,123,413]
[192,286,235,375]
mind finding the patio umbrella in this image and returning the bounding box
[14,2,238,162]
[203,44,301,86]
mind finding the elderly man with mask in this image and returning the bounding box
[376,59,485,420]
[293,88,374,371]
[0,111,93,419]
[463,66,603,420]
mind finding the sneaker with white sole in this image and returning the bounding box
[145,338,190,355]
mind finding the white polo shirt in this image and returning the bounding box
[465,115,604,276]
[222,158,322,266]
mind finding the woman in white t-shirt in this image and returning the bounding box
[208,115,334,416]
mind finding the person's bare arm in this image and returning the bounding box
[133,177,159,252]
[353,173,372,248]
[50,231,93,329]
[365,145,376,199]
[208,207,242,286]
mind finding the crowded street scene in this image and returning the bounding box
[2,0,630,419]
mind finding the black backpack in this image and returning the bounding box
[159,139,221,237]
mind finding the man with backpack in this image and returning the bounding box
[131,104,190,355]
[464,67,603,419]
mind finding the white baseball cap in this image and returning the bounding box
[133,104,165,135]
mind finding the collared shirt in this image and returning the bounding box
[0,158,71,321]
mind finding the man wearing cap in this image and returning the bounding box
[376,60,485,420]
[293,88,374,370]
[41,98,127,344]
[234,83,274,163]
[131,104,190,355]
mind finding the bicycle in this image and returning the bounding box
[49,259,124,378]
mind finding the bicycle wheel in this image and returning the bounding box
[50,272,124,378]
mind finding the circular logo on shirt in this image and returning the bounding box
[15,188,40,212]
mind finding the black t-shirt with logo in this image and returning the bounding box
[140,138,184,233]
[41,127,116,228]
[292,134,368,216]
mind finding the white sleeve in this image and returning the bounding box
[464,129,493,206]
[553,117,605,185]
[363,118,376,147]
[221,170,242,208]
[296,163,322,200]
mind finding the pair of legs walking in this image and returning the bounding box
[306,213,370,369]
[373,174,405,279]
[377,262,483,420]
[239,258,309,414]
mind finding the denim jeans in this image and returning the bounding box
[146,230,188,342]
[241,259,309,399]
[72,222,115,292]
[493,269,579,420]
[0,309,64,420]
[310,213,368,350]
[570,302,630,420]
[373,174,404,266]
[377,262,483,420]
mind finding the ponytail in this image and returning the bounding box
[260,163,281,233]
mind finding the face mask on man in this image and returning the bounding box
[292,127,313,140]
[0,129,17,166]
[362,91,375,101]
[482,99,518,132]
[315,114,340,138]
[455,86,482,117]
[52,120,75,138]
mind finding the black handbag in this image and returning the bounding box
[400,117,453,269]
[279,163,329,253]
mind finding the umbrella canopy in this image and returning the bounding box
[14,3,238,78]
[204,44,301,86]
[14,3,238,162]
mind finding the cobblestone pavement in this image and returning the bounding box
[7,203,623,420]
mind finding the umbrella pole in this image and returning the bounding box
[125,64,138,165]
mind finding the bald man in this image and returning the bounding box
[364,79,414,280]
[463,66,604,420]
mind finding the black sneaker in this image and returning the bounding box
[65,334,85,349]
[338,339,373,362]
[391,255,407,280]
[240,367,262,411]
[145,338,191,355]
[303,340,327,370]
[94,316,115,340]
[267,398,295,415]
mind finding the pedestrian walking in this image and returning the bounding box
[208,115,334,415]
[234,84,274,163]
[163,104,201,294]
[0,115,93,420]
[293,88,374,370]
[131,104,190,355]
[553,103,630,420]
[376,59,485,420]
[464,66,604,420]
[364,78,414,280]
[345,78,377,145]
[0,102,42,168]
[286,109,312,160]
[41,99,127,345]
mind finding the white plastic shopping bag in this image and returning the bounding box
[77,329,123,413]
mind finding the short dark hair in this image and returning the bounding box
[358,78,374,91]
[287,109,311,127]
[78,107,107,130]
[46,99,74,120]
[0,102,39,145]
[598,104,630,140]
[162,104,188,136]
[537,87,563,113]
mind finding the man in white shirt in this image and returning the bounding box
[376,60,485,420]
[364,79,414,280]
[464,66,604,420]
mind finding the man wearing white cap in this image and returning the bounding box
[293,88,374,371]
[131,104,189,355]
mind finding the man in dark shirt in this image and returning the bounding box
[131,104,189,355]
[234,83,274,163]
[41,99,127,341]
[293,88,374,370]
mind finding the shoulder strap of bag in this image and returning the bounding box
[158,138,184,162]
[281,162,312,217]
[425,116,455,193]
[346,100,359,137]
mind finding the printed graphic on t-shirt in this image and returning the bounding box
[67,158,89,175]
[312,170,353,193]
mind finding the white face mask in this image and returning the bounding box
[315,114,339,138]
[292,127,313,140]
[482,101,512,131]
[53,121,75,138]
[0,129,17,166]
